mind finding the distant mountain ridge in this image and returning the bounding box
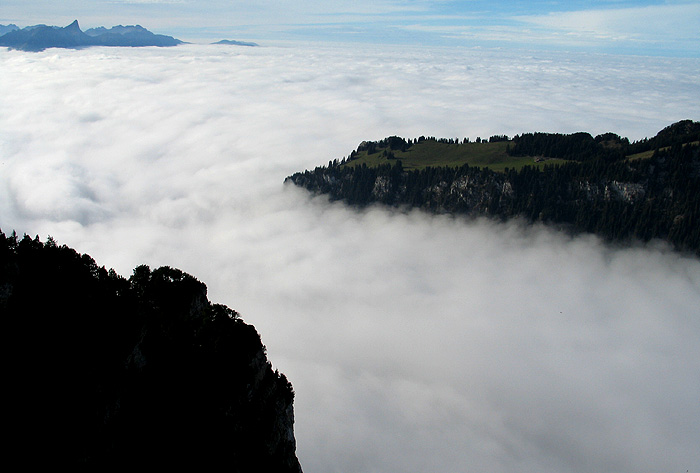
[213,39,259,47]
[0,20,183,51]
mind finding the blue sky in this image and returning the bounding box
[1,1,699,56]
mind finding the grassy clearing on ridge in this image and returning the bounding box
[342,140,567,172]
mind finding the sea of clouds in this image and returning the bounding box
[1,43,699,473]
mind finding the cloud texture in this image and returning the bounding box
[1,43,699,473]
[516,2,700,52]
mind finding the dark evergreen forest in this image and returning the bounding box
[1,231,302,471]
[286,120,700,255]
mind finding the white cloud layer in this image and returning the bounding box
[1,43,699,473]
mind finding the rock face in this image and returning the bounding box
[1,231,302,471]
[0,20,182,51]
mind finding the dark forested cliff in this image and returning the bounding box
[286,120,700,255]
[1,231,302,471]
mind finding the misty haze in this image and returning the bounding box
[2,37,699,473]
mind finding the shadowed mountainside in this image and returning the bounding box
[1,231,302,471]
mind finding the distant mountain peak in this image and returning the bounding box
[0,24,20,37]
[0,20,183,51]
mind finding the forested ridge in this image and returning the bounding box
[1,231,302,471]
[286,120,700,255]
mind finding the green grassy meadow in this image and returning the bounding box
[342,140,568,172]
[625,141,699,162]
